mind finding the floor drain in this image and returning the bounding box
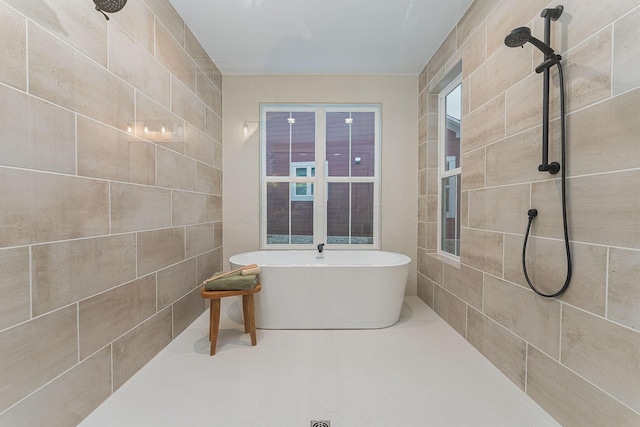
[310,421,330,427]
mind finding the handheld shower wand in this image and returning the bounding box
[505,5,572,298]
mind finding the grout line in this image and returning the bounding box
[558,303,563,364]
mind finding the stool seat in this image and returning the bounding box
[200,283,261,356]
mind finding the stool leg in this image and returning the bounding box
[242,295,250,333]
[210,299,221,356]
[245,294,257,346]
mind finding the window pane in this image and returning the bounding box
[351,183,374,244]
[327,183,374,245]
[291,112,315,165]
[265,112,290,176]
[267,182,313,244]
[444,84,461,172]
[265,112,315,176]
[351,112,375,177]
[326,112,375,177]
[326,112,349,177]
[441,175,461,256]
[266,182,290,244]
[327,183,349,244]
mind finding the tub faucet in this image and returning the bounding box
[317,243,325,253]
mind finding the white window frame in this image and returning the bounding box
[260,104,381,250]
[437,76,462,260]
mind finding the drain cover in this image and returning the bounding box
[310,421,330,427]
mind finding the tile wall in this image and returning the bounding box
[418,0,640,424]
[0,0,222,424]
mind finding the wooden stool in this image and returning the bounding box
[199,283,261,356]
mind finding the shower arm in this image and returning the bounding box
[538,6,563,175]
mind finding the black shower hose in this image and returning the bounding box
[522,62,572,298]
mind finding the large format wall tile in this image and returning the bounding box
[0,306,77,413]
[527,346,640,427]
[172,76,206,132]
[469,45,532,111]
[0,169,109,248]
[467,184,529,234]
[5,0,107,66]
[186,224,214,259]
[157,147,197,191]
[456,0,500,50]
[197,249,222,285]
[461,94,505,153]
[77,117,155,185]
[467,307,526,390]
[460,228,503,276]
[531,170,640,249]
[461,148,485,190]
[549,26,611,115]
[197,162,216,194]
[562,305,640,412]
[186,27,215,82]
[79,275,156,359]
[112,308,172,391]
[0,84,75,174]
[109,22,170,108]
[172,191,207,226]
[157,258,197,310]
[0,2,26,90]
[433,285,467,337]
[505,73,542,137]
[185,123,214,166]
[608,247,640,330]
[427,29,456,79]
[443,263,483,310]
[207,195,223,222]
[146,0,185,45]
[135,92,186,154]
[111,183,172,233]
[155,20,194,92]
[0,347,111,427]
[484,275,561,359]
[563,87,640,177]
[172,288,205,338]
[485,126,546,187]
[32,234,137,316]
[28,23,133,130]
[0,247,30,331]
[137,227,186,276]
[613,6,640,94]
[196,68,221,115]
[111,0,154,54]
[504,234,606,316]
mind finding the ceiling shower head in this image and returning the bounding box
[93,0,127,20]
[504,26,556,58]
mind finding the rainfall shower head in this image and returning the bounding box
[93,0,127,20]
[504,26,556,58]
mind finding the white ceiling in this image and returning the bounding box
[168,0,474,75]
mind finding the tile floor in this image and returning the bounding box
[80,297,559,426]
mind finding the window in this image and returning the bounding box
[438,77,462,258]
[261,105,380,248]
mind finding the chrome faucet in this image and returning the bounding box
[317,243,325,253]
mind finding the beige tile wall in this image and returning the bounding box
[417,0,640,422]
[0,0,222,423]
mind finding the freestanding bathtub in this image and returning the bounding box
[229,250,411,329]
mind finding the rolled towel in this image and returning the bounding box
[204,270,258,291]
[241,266,261,276]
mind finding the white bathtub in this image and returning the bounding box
[229,250,411,329]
